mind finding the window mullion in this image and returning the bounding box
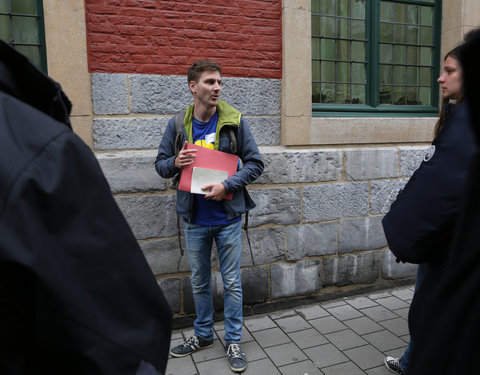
[368,0,380,108]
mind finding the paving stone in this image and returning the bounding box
[265,342,308,367]
[326,304,364,321]
[215,327,254,347]
[368,291,392,299]
[304,343,349,369]
[195,356,231,375]
[288,328,329,349]
[375,296,410,310]
[275,315,312,333]
[166,286,414,375]
[325,329,368,350]
[170,330,183,340]
[343,317,384,336]
[244,358,282,375]
[361,306,400,322]
[366,365,395,375]
[344,296,378,309]
[244,315,277,332]
[362,330,408,352]
[343,344,386,370]
[310,316,348,335]
[279,360,323,375]
[242,340,269,362]
[379,317,409,336]
[400,334,411,343]
[269,309,298,320]
[251,327,291,348]
[191,339,225,362]
[390,287,414,301]
[322,361,365,375]
[321,300,347,309]
[385,346,408,360]
[296,304,330,320]
[165,356,197,375]
[395,307,410,320]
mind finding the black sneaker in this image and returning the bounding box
[170,336,214,358]
[384,356,406,374]
[226,343,247,373]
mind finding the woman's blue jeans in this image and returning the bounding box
[184,220,243,345]
[400,263,427,371]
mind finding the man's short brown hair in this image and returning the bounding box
[187,60,222,84]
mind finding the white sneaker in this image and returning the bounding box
[384,356,406,375]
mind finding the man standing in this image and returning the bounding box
[155,60,264,372]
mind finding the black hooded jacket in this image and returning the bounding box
[0,40,172,374]
[382,99,476,345]
[408,29,480,375]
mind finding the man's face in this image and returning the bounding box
[190,70,222,109]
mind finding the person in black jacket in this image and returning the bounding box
[407,28,480,375]
[0,40,172,374]
[382,45,476,374]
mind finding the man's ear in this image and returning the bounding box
[189,80,196,94]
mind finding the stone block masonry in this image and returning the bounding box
[92,72,427,322]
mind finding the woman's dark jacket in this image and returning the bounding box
[382,100,476,342]
[0,40,172,375]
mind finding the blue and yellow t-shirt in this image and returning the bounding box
[190,111,241,226]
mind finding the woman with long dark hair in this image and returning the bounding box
[382,45,475,375]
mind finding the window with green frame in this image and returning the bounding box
[0,0,47,72]
[312,0,441,116]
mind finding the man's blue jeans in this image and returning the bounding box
[184,220,243,345]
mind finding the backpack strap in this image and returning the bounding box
[174,110,186,155]
[226,127,237,154]
[173,110,186,261]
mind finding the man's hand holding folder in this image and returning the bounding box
[177,142,239,200]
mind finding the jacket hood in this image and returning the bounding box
[0,39,72,127]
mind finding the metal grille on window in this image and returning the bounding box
[312,0,437,109]
[312,0,367,105]
[0,0,46,72]
[379,1,434,106]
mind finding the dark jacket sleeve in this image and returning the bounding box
[155,116,180,179]
[1,130,172,374]
[382,101,476,264]
[222,116,264,192]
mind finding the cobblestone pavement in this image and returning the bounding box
[165,285,413,375]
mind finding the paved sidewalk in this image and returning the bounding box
[165,285,413,375]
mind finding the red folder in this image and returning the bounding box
[178,143,239,200]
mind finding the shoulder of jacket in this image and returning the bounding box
[217,100,241,126]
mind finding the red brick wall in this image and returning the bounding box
[85,0,282,78]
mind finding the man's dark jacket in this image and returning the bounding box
[0,40,172,374]
[382,99,476,346]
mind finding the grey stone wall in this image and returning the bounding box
[92,73,427,318]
